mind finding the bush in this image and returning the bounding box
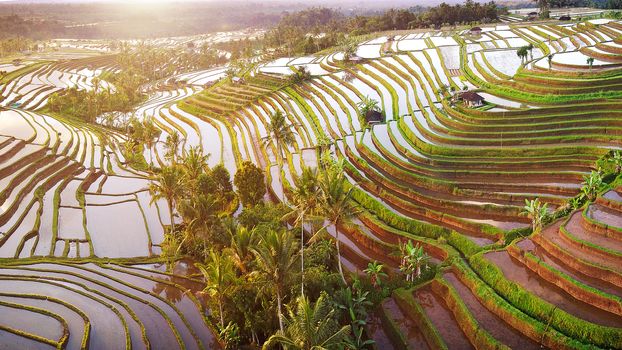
[234,161,266,207]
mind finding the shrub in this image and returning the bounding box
[233,161,266,207]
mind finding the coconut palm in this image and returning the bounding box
[197,249,237,329]
[148,165,184,237]
[142,117,161,166]
[363,261,387,288]
[263,110,297,168]
[262,293,351,350]
[177,193,220,254]
[164,131,182,165]
[316,160,358,285]
[356,96,380,121]
[181,146,210,190]
[226,225,258,274]
[343,41,357,61]
[316,133,333,158]
[516,46,528,65]
[587,57,595,71]
[252,229,300,332]
[521,198,548,233]
[287,166,321,296]
[263,110,297,201]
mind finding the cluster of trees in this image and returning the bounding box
[603,0,622,9]
[145,112,433,347]
[263,8,348,56]
[531,0,622,16]
[287,65,312,84]
[213,37,264,61]
[516,44,535,65]
[47,70,146,124]
[117,43,194,81]
[48,42,227,125]
[148,145,369,347]
[0,2,284,39]
[264,2,501,56]
[0,37,35,58]
[414,1,499,28]
[0,15,65,40]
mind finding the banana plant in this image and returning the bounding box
[521,198,548,233]
[363,260,387,288]
[581,171,603,201]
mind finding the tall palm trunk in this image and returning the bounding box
[276,288,284,332]
[176,234,189,257]
[334,220,347,285]
[167,198,175,235]
[276,142,285,203]
[148,144,153,167]
[300,214,305,297]
[218,296,225,329]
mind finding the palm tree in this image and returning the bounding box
[142,117,161,166]
[287,166,321,296]
[226,225,258,274]
[92,77,101,92]
[343,41,357,62]
[149,165,184,237]
[364,261,387,288]
[252,229,300,332]
[181,146,210,190]
[587,57,595,71]
[356,96,381,128]
[177,193,219,254]
[317,160,358,285]
[164,131,182,165]
[356,96,380,116]
[262,293,351,350]
[263,110,297,168]
[316,133,333,158]
[521,198,548,233]
[517,47,528,65]
[263,110,297,201]
[197,249,237,329]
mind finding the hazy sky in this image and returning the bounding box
[0,0,473,5]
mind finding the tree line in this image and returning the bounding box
[264,1,501,56]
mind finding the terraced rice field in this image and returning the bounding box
[1,16,622,348]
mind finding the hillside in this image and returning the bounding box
[0,9,622,349]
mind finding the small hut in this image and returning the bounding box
[348,55,364,63]
[365,110,384,124]
[461,91,485,108]
[469,27,483,36]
